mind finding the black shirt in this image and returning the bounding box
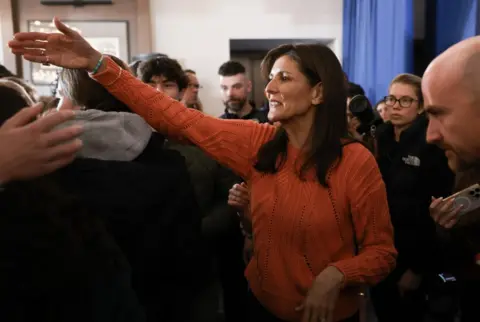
[219,107,269,123]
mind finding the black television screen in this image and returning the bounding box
[41,0,113,5]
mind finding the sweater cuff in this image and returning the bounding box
[91,56,122,87]
[329,261,361,288]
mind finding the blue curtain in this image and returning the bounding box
[434,0,478,55]
[343,0,414,104]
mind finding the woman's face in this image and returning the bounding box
[386,82,421,128]
[264,55,321,123]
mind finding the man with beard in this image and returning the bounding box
[218,61,268,122]
[424,37,480,227]
[424,36,480,322]
[423,37,480,173]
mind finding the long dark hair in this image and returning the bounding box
[254,43,350,187]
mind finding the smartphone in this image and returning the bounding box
[443,183,480,216]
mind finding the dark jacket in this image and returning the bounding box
[376,114,455,279]
[50,108,203,322]
[0,177,145,322]
[165,140,240,240]
[53,133,202,322]
[438,168,480,281]
[219,106,269,123]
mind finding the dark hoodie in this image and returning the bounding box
[376,114,455,279]
[53,110,203,322]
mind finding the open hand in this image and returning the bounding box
[430,196,463,229]
[0,103,83,183]
[9,17,101,71]
[295,266,344,322]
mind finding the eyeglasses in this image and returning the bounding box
[384,95,418,108]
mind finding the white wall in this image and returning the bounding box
[0,0,15,73]
[149,0,343,116]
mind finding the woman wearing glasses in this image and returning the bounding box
[370,74,455,322]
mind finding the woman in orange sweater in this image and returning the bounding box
[10,18,397,322]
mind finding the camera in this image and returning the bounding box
[348,94,383,136]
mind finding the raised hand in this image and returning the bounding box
[8,17,101,71]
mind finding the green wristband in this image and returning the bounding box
[90,55,104,74]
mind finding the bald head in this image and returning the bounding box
[424,36,480,104]
[423,36,480,172]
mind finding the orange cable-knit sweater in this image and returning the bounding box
[93,57,397,322]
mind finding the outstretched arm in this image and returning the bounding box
[9,17,276,180]
[92,57,275,178]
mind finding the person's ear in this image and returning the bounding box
[311,82,323,105]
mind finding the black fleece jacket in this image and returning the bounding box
[376,114,454,279]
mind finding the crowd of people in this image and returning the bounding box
[0,16,479,322]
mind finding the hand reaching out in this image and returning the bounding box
[9,17,102,71]
[0,103,83,184]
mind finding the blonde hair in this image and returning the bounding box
[389,73,423,107]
